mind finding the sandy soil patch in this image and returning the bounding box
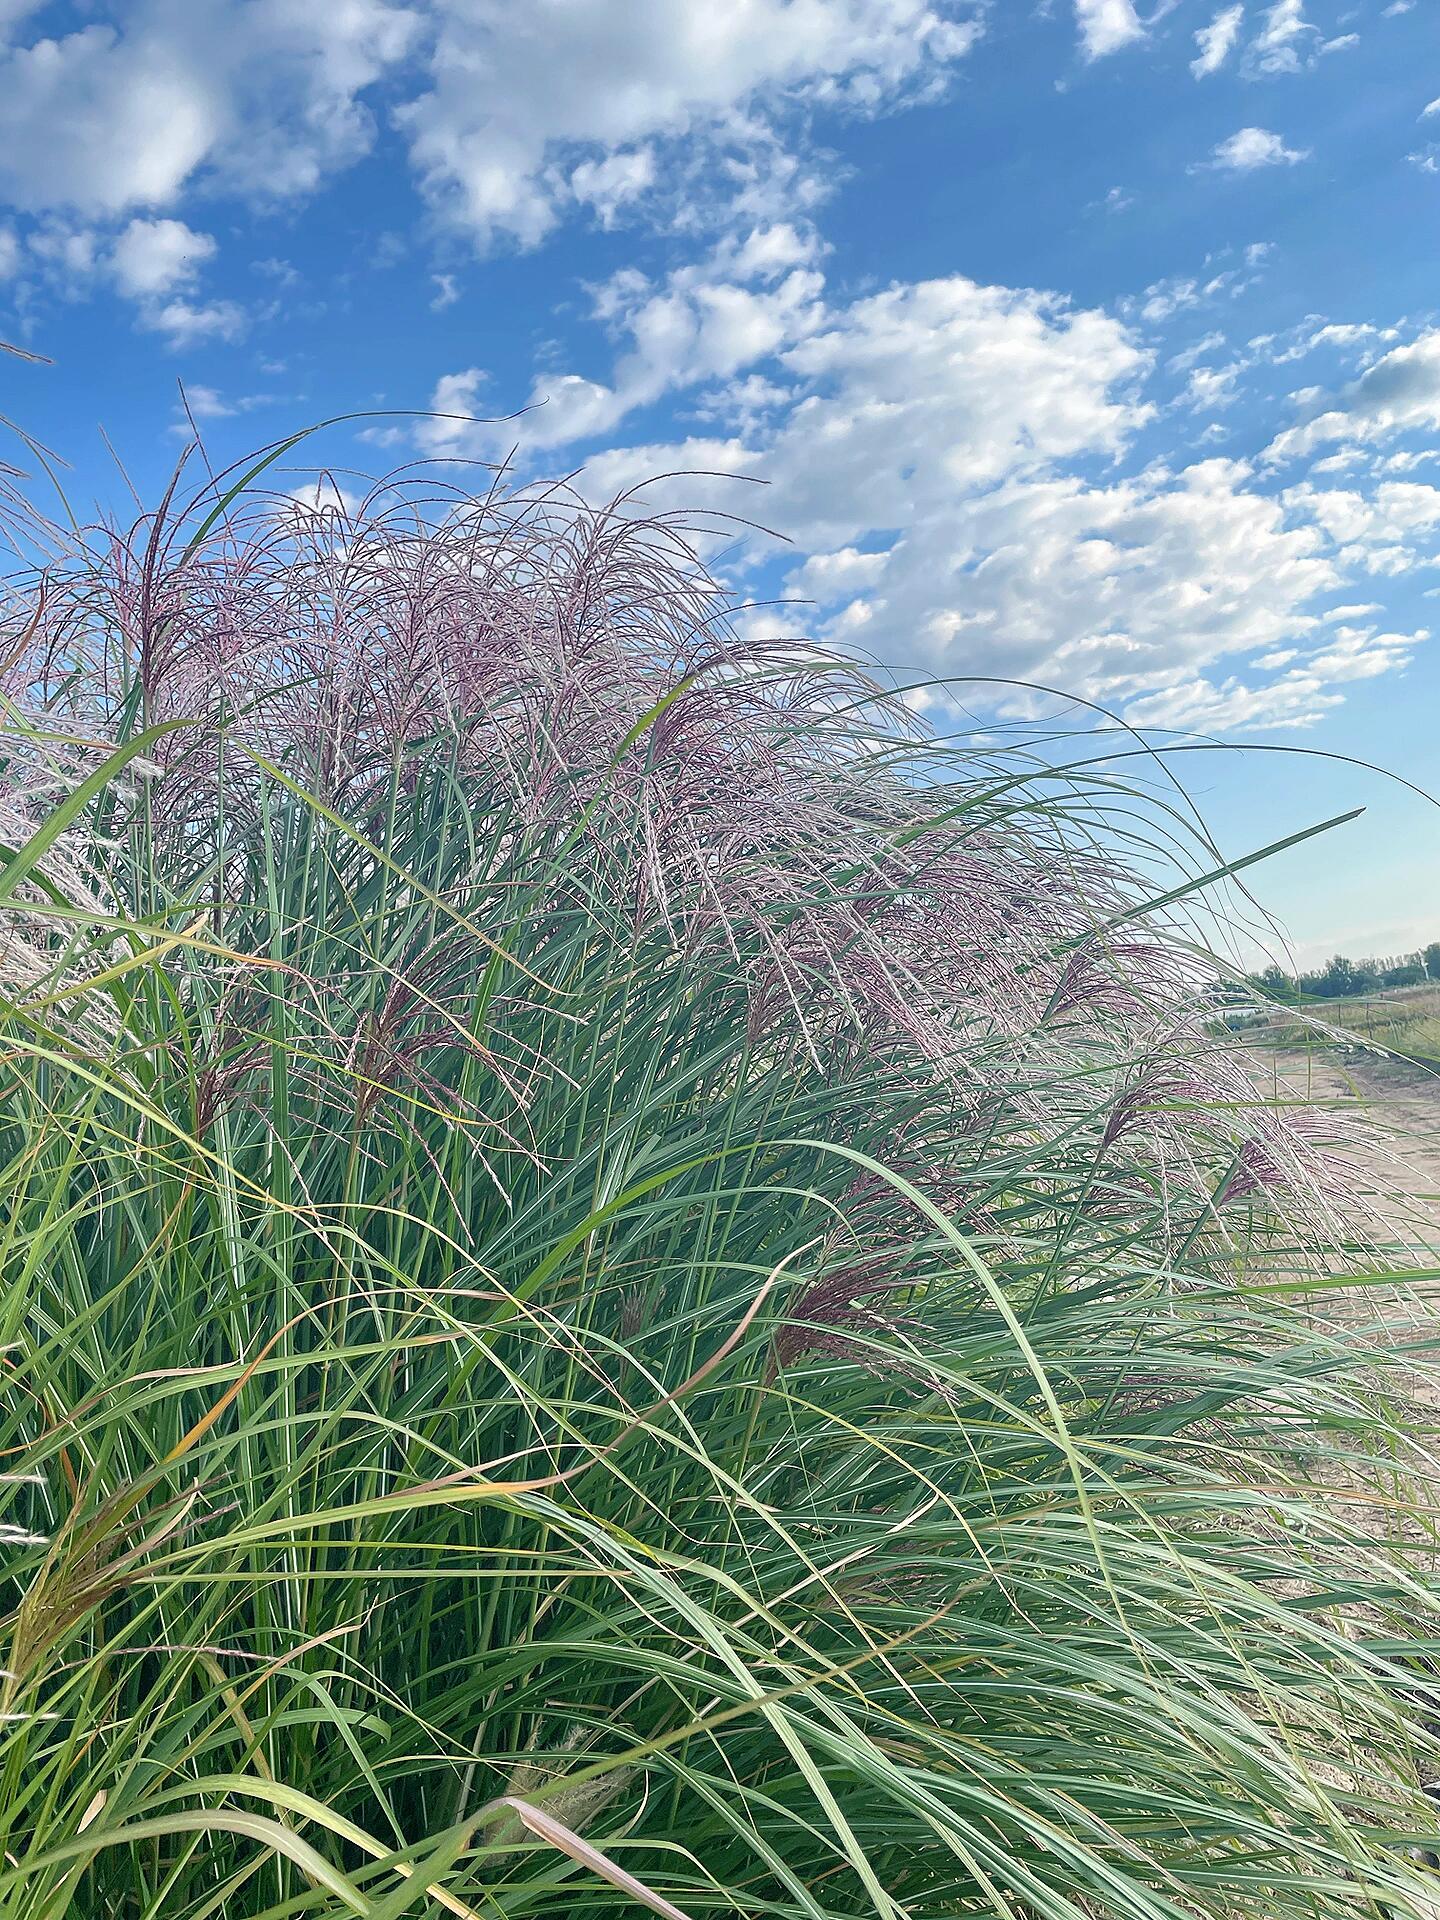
[1261,1046,1440,1255]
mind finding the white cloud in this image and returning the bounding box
[0,24,215,215]
[399,0,982,247]
[1192,5,1244,77]
[1205,127,1309,171]
[570,147,657,227]
[1242,0,1317,75]
[423,230,827,454]
[1270,320,1396,365]
[0,0,1424,737]
[1183,361,1245,411]
[1120,620,1423,731]
[109,216,215,297]
[1073,0,1145,59]
[1280,479,1440,571]
[1,206,236,344]
[427,367,489,440]
[170,383,278,431]
[450,264,1426,725]
[1422,96,1440,119]
[141,296,246,347]
[809,457,1339,713]
[1265,330,1440,461]
[177,384,235,419]
[1169,329,1227,373]
[785,545,890,599]
[1141,277,1204,326]
[728,221,820,278]
[26,222,101,282]
[438,254,1440,730]
[1131,254,1268,328]
[287,476,363,516]
[0,0,420,216]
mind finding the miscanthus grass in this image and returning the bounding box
[0,453,1438,1919]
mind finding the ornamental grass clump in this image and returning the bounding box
[0,454,1438,1919]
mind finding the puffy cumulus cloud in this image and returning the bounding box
[421,226,828,455]
[428,264,1145,495]
[1204,126,1309,171]
[1073,0,1146,60]
[237,0,423,199]
[454,276,1333,711]
[398,0,983,247]
[286,476,364,518]
[139,296,246,347]
[1265,330,1440,462]
[750,277,1148,530]
[6,209,238,346]
[0,0,423,341]
[569,147,657,228]
[426,367,490,436]
[110,214,243,346]
[0,0,1315,259]
[24,222,101,284]
[1279,480,1440,573]
[0,23,214,214]
[581,442,1356,730]
[441,261,1437,730]
[785,461,1339,702]
[109,216,215,296]
[1191,4,1244,77]
[0,0,419,216]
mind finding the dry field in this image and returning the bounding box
[1264,1045,1440,1252]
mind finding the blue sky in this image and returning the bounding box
[1,0,1436,966]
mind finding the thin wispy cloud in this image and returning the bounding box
[1192,5,1244,78]
[1244,0,1318,76]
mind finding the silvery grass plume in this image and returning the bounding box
[7,458,1379,1253]
[0,581,123,1032]
[0,445,1437,1920]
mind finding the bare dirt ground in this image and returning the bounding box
[1263,1046,1440,1254]
[1266,1049,1440,1913]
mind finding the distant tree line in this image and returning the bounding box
[1249,942,1440,1002]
